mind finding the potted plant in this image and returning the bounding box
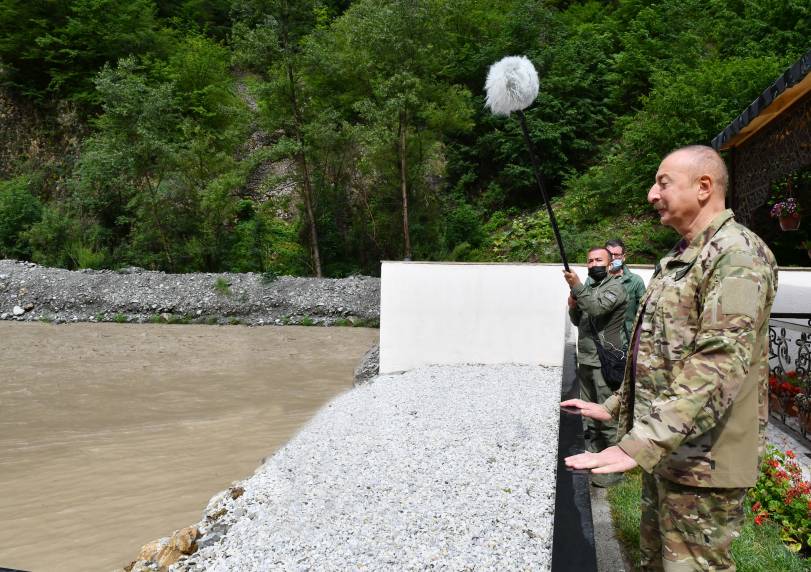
[770,197,802,231]
[795,394,811,436]
[769,374,784,414]
[769,371,803,417]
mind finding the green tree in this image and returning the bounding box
[305,0,474,260]
[231,0,333,276]
[0,0,167,104]
[0,176,43,260]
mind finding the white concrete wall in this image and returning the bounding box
[772,269,811,314]
[379,262,811,374]
[379,262,575,373]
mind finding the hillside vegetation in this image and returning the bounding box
[1,0,808,275]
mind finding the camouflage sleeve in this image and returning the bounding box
[632,275,647,304]
[617,250,774,472]
[571,280,627,318]
[602,393,620,417]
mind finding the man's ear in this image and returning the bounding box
[697,174,713,202]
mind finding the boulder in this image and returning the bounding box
[353,343,379,386]
[137,539,163,562]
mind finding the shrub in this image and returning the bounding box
[0,176,42,260]
[748,445,811,555]
[213,277,231,295]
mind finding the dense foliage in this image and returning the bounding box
[1,0,809,274]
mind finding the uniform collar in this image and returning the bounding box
[659,209,735,270]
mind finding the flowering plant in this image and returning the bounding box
[748,445,811,554]
[770,371,804,397]
[770,197,802,218]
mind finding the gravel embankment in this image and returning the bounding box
[0,260,379,325]
[172,364,562,572]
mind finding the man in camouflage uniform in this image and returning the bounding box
[564,247,628,479]
[562,145,778,571]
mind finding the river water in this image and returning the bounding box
[0,323,378,572]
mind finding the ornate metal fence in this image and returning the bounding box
[769,313,811,438]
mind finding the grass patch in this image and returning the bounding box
[261,269,278,284]
[733,511,811,572]
[205,316,218,325]
[213,277,231,296]
[148,314,163,324]
[352,317,380,328]
[228,317,241,325]
[607,467,643,568]
[37,315,52,323]
[113,313,128,323]
[606,468,810,571]
[333,318,353,327]
[299,316,315,326]
[168,315,190,324]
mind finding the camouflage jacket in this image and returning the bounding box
[569,274,628,367]
[604,210,778,487]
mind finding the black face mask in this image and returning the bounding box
[588,265,608,282]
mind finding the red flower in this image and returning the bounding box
[752,501,761,511]
[786,450,796,459]
[768,459,780,468]
[755,512,767,525]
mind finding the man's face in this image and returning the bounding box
[587,248,609,269]
[606,246,625,263]
[648,152,700,232]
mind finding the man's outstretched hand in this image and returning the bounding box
[560,399,612,421]
[565,446,638,474]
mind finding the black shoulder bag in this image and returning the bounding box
[587,317,628,391]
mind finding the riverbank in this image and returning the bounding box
[0,260,379,326]
[0,322,378,572]
[129,365,562,571]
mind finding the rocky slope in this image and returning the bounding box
[0,260,379,326]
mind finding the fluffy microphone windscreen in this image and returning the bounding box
[484,56,539,116]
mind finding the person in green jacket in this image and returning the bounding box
[563,246,628,487]
[605,238,647,336]
[562,146,778,571]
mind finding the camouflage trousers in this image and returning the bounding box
[577,364,616,452]
[640,472,746,571]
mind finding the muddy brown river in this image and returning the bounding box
[0,323,378,572]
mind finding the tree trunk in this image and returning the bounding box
[399,110,412,260]
[143,173,174,271]
[296,148,322,276]
[280,5,322,277]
